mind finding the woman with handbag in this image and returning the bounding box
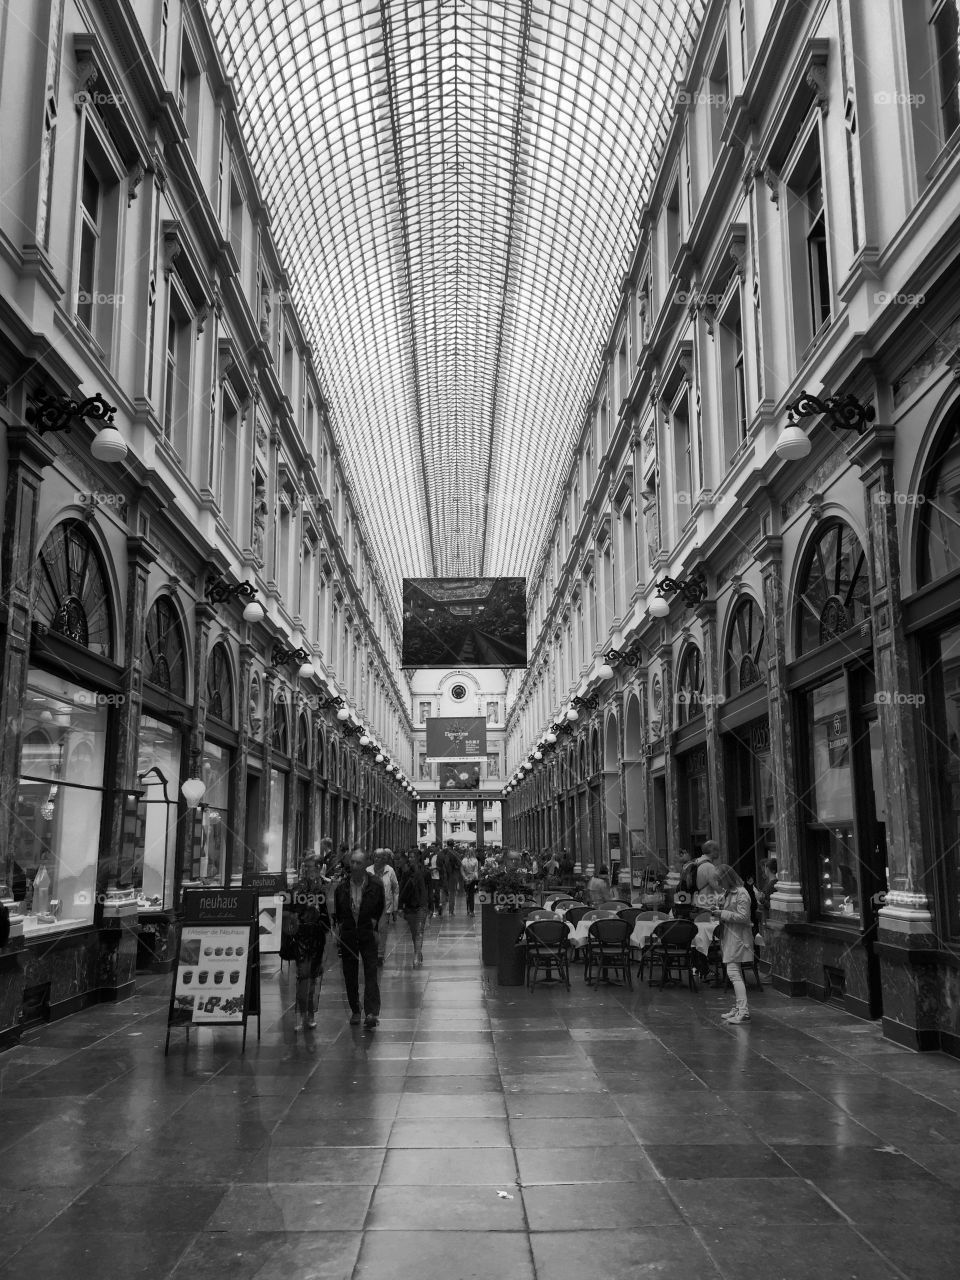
[710,863,755,1024]
[282,856,330,1030]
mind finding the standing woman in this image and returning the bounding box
[711,863,755,1024]
[398,853,429,967]
[283,856,330,1031]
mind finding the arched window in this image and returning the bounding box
[33,519,114,657]
[918,415,960,585]
[144,596,186,696]
[272,694,290,755]
[206,643,234,725]
[316,725,327,778]
[675,645,704,726]
[795,520,870,655]
[724,597,767,697]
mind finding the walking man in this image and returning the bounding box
[334,849,385,1028]
[425,845,442,917]
[440,840,461,915]
[367,847,399,967]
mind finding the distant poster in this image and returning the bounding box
[402,577,527,668]
[439,761,481,790]
[173,924,251,1023]
[426,716,487,763]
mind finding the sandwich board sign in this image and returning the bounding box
[165,888,260,1054]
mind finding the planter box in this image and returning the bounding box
[481,901,497,965]
[496,911,527,986]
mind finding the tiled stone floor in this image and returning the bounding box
[2,909,960,1279]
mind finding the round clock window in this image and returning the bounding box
[450,684,467,701]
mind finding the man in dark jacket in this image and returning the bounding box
[334,849,386,1028]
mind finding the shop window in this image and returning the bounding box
[724,597,767,697]
[925,623,960,936]
[135,715,182,907]
[144,597,187,697]
[680,747,710,854]
[8,671,107,933]
[206,642,234,726]
[182,740,230,888]
[805,676,860,919]
[33,520,114,658]
[795,520,870,656]
[675,646,705,726]
[918,415,960,585]
[263,767,286,873]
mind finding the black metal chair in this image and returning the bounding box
[524,918,571,991]
[645,918,699,990]
[563,905,590,929]
[584,917,633,989]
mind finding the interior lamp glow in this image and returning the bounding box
[649,593,671,619]
[776,423,813,459]
[242,599,265,623]
[180,778,207,808]
[89,425,129,462]
[360,735,371,746]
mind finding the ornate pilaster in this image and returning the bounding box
[756,534,804,918]
[696,601,728,846]
[657,642,680,869]
[106,534,159,887]
[0,426,57,858]
[850,424,934,940]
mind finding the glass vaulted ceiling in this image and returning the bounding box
[206,0,706,617]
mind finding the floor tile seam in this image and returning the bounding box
[766,1056,960,1153]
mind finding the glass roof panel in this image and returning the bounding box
[206,0,706,616]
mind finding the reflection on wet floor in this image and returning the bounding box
[2,910,959,1279]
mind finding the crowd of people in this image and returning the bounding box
[278,833,779,1033]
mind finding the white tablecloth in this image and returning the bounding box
[630,918,716,957]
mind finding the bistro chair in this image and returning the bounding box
[563,905,590,930]
[524,918,571,991]
[645,918,699,990]
[617,906,642,930]
[524,907,556,922]
[635,909,665,921]
[584,917,633,989]
[703,924,763,989]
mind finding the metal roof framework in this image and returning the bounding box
[206,0,707,618]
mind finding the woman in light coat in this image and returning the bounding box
[711,863,755,1024]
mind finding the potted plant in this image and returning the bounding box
[478,865,533,985]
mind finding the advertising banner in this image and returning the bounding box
[173,924,251,1023]
[426,716,487,763]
